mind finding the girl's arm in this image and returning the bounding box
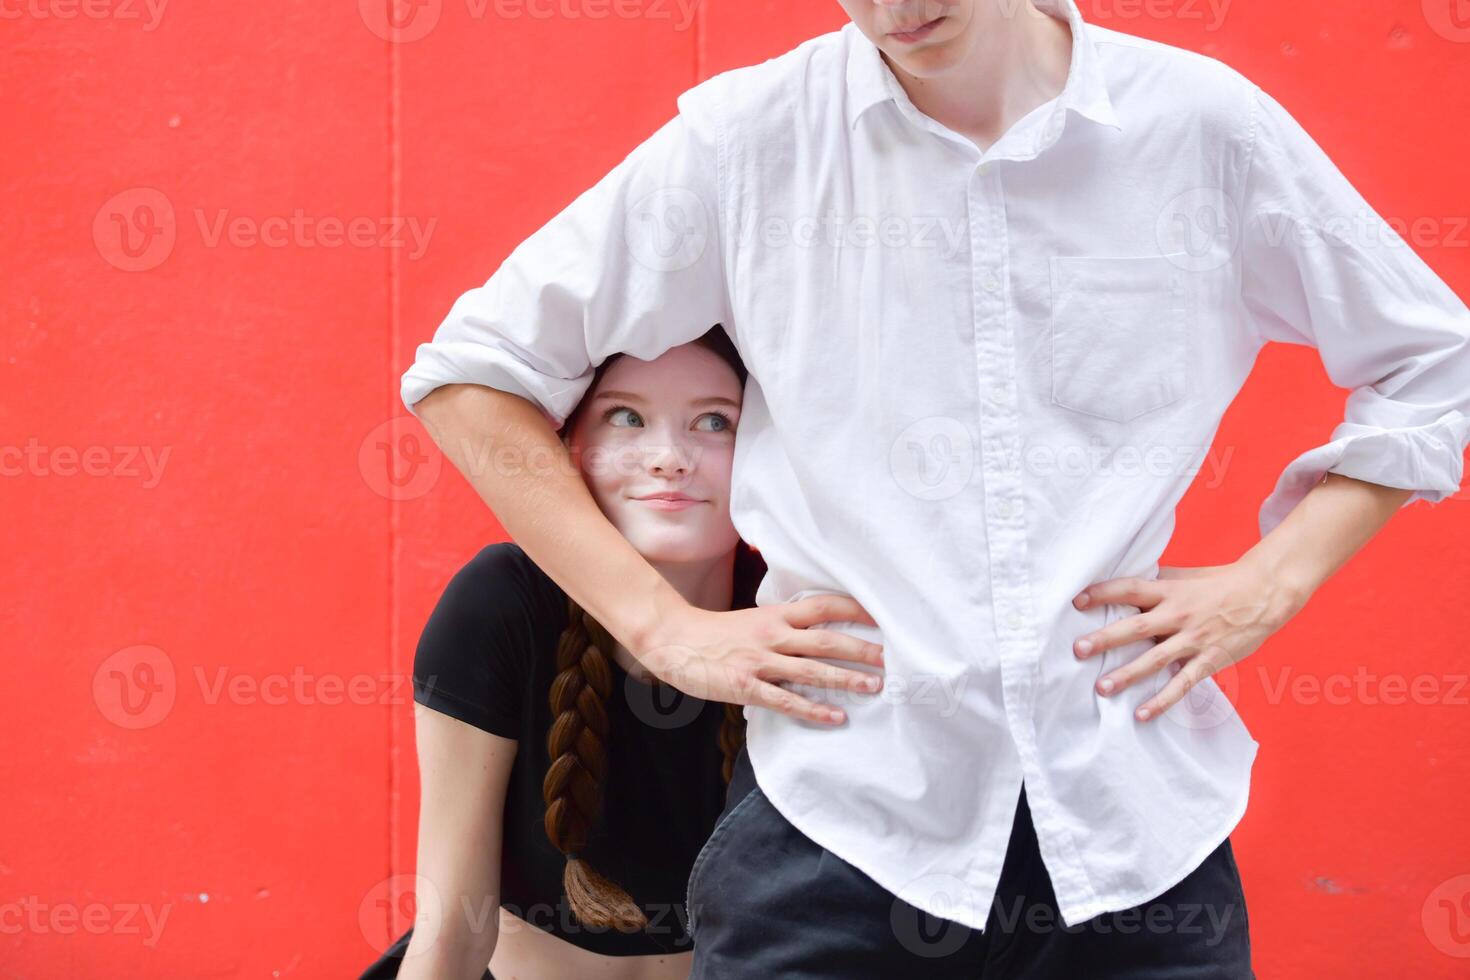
[397,707,516,980]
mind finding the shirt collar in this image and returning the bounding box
[844,0,1122,136]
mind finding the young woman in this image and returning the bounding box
[360,325,765,980]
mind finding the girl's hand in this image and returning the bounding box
[635,594,886,726]
[1070,560,1308,722]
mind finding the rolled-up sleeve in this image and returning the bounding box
[401,83,734,430]
[1239,85,1470,537]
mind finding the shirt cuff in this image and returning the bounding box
[400,342,594,431]
[1258,409,1470,537]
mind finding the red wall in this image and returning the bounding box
[4,1,1468,975]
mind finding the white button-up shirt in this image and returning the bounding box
[401,0,1470,929]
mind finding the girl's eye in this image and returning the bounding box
[697,411,735,433]
[605,406,644,427]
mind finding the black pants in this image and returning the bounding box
[357,927,496,980]
[687,746,1253,979]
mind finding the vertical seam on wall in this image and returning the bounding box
[386,25,404,942]
[695,0,706,81]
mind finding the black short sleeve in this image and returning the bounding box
[412,542,557,739]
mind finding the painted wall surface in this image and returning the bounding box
[4,1,1468,975]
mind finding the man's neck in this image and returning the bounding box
[886,1,1073,153]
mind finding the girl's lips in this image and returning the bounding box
[889,15,945,44]
[637,497,702,511]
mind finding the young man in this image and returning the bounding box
[401,0,1470,975]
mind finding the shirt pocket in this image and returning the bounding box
[1048,253,1190,424]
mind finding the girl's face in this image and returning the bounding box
[566,343,744,565]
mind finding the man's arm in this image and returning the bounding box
[1070,82,1470,720]
[404,87,885,724]
[1241,472,1412,606]
[415,383,685,661]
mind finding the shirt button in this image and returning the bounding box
[981,273,1001,293]
[978,162,994,178]
[995,499,1014,518]
[989,385,1008,404]
[1005,611,1023,630]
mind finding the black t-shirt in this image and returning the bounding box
[405,542,733,957]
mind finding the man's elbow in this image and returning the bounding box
[414,384,530,440]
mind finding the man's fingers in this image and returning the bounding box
[748,680,846,726]
[1075,610,1177,659]
[757,652,882,696]
[775,627,884,667]
[785,594,879,630]
[1077,576,1167,610]
[1097,637,1190,697]
[1135,656,1218,722]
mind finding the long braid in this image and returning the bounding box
[543,594,648,932]
[541,540,766,929]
